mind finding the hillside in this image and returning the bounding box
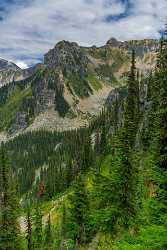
[0,37,167,250]
[0,38,158,139]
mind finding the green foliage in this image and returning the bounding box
[1,38,167,250]
[54,84,70,117]
[87,70,102,91]
[0,86,32,131]
[33,204,43,249]
[66,73,93,97]
[67,176,89,245]
[25,208,33,250]
[0,145,21,250]
[95,64,118,84]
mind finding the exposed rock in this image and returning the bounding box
[9,112,28,133]
[44,40,89,78]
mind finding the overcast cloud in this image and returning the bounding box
[0,0,166,68]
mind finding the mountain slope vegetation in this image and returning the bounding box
[0,36,166,250]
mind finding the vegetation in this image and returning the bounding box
[0,36,167,250]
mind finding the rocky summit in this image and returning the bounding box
[0,38,158,138]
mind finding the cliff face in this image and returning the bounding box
[0,38,158,135]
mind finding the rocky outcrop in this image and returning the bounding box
[44,41,89,78]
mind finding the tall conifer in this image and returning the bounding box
[0,145,21,250]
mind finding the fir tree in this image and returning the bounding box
[153,32,167,212]
[0,145,21,250]
[26,208,33,250]
[33,204,43,249]
[124,49,140,147]
[44,213,53,249]
[69,176,89,245]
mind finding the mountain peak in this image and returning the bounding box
[0,58,20,71]
[44,40,89,77]
[106,37,121,47]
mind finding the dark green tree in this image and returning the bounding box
[44,213,53,249]
[68,176,89,245]
[33,204,43,249]
[0,145,21,250]
[26,208,33,250]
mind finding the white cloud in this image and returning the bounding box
[15,60,28,69]
[0,0,166,66]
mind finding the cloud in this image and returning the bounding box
[0,0,166,66]
[15,60,28,69]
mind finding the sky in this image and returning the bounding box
[0,0,166,68]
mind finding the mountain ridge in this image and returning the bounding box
[0,38,158,139]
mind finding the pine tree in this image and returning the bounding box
[26,208,33,250]
[112,50,140,226]
[44,213,53,249]
[158,35,167,170]
[33,204,43,249]
[69,176,89,245]
[124,49,140,147]
[0,145,21,250]
[154,32,167,212]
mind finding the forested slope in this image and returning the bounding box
[0,37,167,250]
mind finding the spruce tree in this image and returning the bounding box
[0,145,21,250]
[154,33,167,211]
[44,213,53,249]
[124,49,140,147]
[33,204,43,249]
[112,50,140,226]
[26,208,33,250]
[69,176,89,245]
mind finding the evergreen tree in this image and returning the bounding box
[0,145,21,250]
[153,33,167,212]
[124,49,140,147]
[44,213,53,249]
[69,176,89,245]
[110,50,140,227]
[26,208,33,250]
[120,50,140,223]
[33,204,43,249]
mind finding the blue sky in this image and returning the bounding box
[0,0,166,68]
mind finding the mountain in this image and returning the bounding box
[0,58,20,87]
[1,37,167,250]
[0,58,37,88]
[0,38,158,138]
